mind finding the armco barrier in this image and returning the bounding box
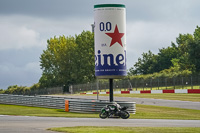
[0,94,65,109]
[65,99,136,114]
[0,94,136,114]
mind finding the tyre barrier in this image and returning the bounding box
[0,94,136,114]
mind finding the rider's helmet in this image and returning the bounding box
[113,102,120,109]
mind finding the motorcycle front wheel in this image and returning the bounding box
[120,111,130,119]
[99,111,108,119]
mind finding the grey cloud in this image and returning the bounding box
[0,62,41,89]
[1,0,200,22]
[125,0,200,22]
[0,0,97,19]
[0,48,42,89]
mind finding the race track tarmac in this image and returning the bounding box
[0,115,200,133]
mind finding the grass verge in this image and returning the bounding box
[85,93,200,102]
[116,93,200,102]
[134,104,200,120]
[0,104,98,118]
[49,126,200,133]
[0,104,200,120]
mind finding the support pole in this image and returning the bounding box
[96,79,99,100]
[109,79,114,102]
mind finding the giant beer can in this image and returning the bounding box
[94,4,126,79]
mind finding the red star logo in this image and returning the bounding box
[105,25,124,47]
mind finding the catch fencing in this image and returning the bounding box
[0,94,136,114]
[71,75,200,93]
[7,87,63,96]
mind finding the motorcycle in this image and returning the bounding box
[99,104,130,119]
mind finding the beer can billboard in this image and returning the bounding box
[94,4,127,79]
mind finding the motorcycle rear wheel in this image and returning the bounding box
[99,111,108,119]
[120,111,130,119]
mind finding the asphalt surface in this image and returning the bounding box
[59,95,200,110]
[1,115,200,133]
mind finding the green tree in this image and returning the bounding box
[74,31,95,84]
[188,26,200,72]
[39,36,76,87]
[39,31,95,88]
[0,89,4,94]
[156,44,179,71]
[176,33,193,68]
[129,26,200,76]
[129,44,180,76]
[129,50,157,75]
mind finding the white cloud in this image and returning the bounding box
[0,15,92,50]
[0,19,44,50]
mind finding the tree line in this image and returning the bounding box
[128,26,200,79]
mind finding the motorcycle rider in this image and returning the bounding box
[99,102,130,119]
[113,102,121,112]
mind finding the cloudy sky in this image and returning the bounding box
[0,0,199,89]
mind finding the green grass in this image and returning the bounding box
[134,104,200,120]
[116,93,200,102]
[1,104,200,120]
[0,104,98,118]
[86,93,200,102]
[49,126,200,133]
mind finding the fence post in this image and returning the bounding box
[182,77,184,89]
[191,76,193,89]
[128,79,133,91]
[106,82,108,92]
[173,77,175,89]
[135,80,137,91]
[96,80,99,100]
[123,80,126,91]
[143,79,145,91]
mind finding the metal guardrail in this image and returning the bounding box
[0,94,136,114]
[0,94,65,109]
[67,99,136,114]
